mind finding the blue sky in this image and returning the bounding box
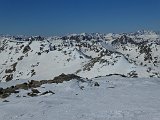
[0,0,160,36]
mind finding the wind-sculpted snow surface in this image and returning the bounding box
[0,77,160,120]
[0,31,160,82]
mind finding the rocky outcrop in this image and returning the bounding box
[0,74,81,99]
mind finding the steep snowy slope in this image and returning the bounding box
[0,38,90,81]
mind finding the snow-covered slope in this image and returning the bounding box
[1,76,160,120]
[0,31,160,82]
[1,31,160,120]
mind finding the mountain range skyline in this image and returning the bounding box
[0,0,160,36]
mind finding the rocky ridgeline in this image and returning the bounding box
[0,74,81,99]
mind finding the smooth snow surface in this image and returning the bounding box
[1,77,160,120]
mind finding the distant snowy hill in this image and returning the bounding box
[0,30,160,82]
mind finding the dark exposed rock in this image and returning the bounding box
[5,62,17,74]
[14,90,20,94]
[4,87,18,94]
[52,73,80,83]
[27,92,38,97]
[127,71,138,78]
[20,45,24,49]
[112,35,137,45]
[94,82,100,86]
[28,80,42,88]
[5,74,13,82]
[31,89,40,94]
[0,88,3,94]
[41,91,55,95]
[0,74,81,99]
[83,57,101,71]
[0,93,10,99]
[40,80,48,84]
[16,95,21,97]
[37,52,41,55]
[23,45,31,54]
[3,100,9,102]
[17,56,24,61]
[31,69,36,77]
[15,83,29,90]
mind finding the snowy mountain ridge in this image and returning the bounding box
[0,30,160,82]
[1,31,160,120]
